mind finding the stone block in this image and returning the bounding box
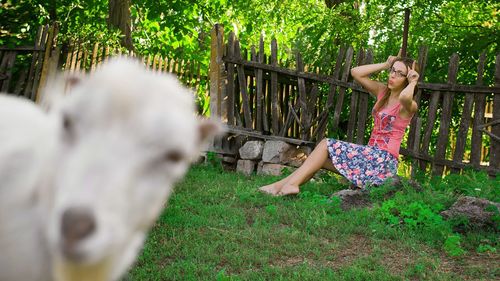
[257,163,293,176]
[236,160,256,175]
[262,141,293,163]
[239,141,264,160]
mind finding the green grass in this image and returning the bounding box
[127,164,499,280]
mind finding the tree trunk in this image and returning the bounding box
[325,0,345,8]
[108,0,134,50]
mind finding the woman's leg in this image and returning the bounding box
[259,139,338,195]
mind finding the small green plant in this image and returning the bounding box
[443,234,467,257]
[477,244,497,254]
[205,151,223,170]
[378,199,446,231]
[265,204,277,216]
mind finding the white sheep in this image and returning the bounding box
[0,58,221,281]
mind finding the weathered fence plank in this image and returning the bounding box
[433,53,459,175]
[23,25,44,99]
[316,46,346,141]
[226,32,235,126]
[270,38,279,134]
[420,90,441,171]
[356,49,374,145]
[407,45,429,151]
[332,46,354,133]
[470,52,487,168]
[235,40,252,129]
[491,54,500,171]
[255,36,264,131]
[346,49,365,143]
[453,52,486,172]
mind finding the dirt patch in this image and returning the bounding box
[325,234,373,269]
[377,240,499,280]
[436,251,499,280]
[275,256,305,267]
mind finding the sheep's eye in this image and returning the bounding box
[164,151,184,163]
[63,114,72,132]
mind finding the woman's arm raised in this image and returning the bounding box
[350,56,396,97]
[399,61,419,118]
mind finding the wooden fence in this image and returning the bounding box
[209,24,500,177]
[0,24,210,113]
[1,24,499,177]
[0,25,58,101]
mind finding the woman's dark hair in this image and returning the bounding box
[374,57,419,112]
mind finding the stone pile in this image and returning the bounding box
[236,140,311,176]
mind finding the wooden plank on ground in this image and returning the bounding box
[226,125,315,147]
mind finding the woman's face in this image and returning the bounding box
[387,61,408,91]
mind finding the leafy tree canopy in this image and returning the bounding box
[0,0,498,84]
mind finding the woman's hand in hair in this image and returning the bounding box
[407,61,419,83]
[385,55,398,68]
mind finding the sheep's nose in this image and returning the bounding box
[61,207,96,244]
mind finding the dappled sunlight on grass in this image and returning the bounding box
[128,164,499,280]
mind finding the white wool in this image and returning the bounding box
[0,58,222,281]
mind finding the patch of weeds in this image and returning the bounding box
[369,181,400,202]
[377,198,447,231]
[265,204,277,216]
[443,234,467,257]
[298,191,342,214]
[433,169,500,202]
[405,258,438,280]
[205,151,224,171]
[477,243,497,254]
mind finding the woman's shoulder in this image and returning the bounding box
[376,86,388,100]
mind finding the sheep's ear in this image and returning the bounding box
[64,75,82,93]
[39,73,84,112]
[198,118,225,143]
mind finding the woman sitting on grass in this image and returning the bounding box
[260,54,420,196]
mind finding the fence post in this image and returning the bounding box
[36,24,60,103]
[491,54,500,173]
[209,24,226,121]
[432,53,459,176]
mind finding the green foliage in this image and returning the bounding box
[378,198,446,231]
[443,234,467,257]
[477,243,497,254]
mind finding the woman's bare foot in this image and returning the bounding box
[276,183,300,196]
[258,183,282,195]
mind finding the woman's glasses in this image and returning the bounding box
[390,67,407,78]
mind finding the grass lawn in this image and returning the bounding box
[128,164,499,280]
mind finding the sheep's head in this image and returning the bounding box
[45,58,221,281]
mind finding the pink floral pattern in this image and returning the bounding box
[326,138,398,189]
